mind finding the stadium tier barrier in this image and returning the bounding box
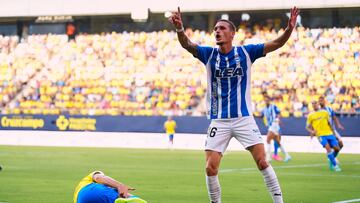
[0,114,359,137]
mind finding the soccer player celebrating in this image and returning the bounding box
[74,171,147,203]
[318,96,345,150]
[306,101,341,172]
[262,95,291,162]
[169,6,299,203]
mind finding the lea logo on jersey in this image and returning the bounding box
[215,66,244,78]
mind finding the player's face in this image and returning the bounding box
[312,101,319,110]
[318,97,325,106]
[213,21,235,45]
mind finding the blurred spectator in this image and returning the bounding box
[0,26,358,117]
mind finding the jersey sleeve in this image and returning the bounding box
[243,43,265,63]
[195,45,214,65]
[91,171,104,182]
[274,105,281,115]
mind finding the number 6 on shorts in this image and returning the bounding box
[209,127,217,137]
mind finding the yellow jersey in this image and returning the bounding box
[164,120,176,134]
[306,110,333,137]
[73,171,102,203]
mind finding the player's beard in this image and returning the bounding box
[216,41,224,45]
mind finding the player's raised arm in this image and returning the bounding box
[263,7,299,55]
[168,7,198,57]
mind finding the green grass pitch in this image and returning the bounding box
[0,145,359,203]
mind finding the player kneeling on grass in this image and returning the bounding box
[73,171,147,203]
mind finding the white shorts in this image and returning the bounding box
[268,123,280,135]
[205,116,264,154]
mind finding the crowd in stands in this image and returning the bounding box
[0,26,359,117]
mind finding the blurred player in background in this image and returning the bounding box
[262,95,291,162]
[74,171,147,203]
[319,96,345,150]
[306,101,341,172]
[169,6,299,203]
[164,116,177,149]
[263,109,281,162]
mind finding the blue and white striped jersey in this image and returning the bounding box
[263,104,281,127]
[196,44,265,119]
[324,106,335,128]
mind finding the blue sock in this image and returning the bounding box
[274,141,279,156]
[327,153,337,166]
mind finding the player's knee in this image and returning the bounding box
[206,164,218,176]
[256,158,268,170]
[266,135,272,143]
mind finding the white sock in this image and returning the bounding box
[206,175,221,203]
[280,145,290,158]
[266,143,272,161]
[260,165,283,203]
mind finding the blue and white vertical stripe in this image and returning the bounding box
[324,106,335,128]
[204,46,253,119]
[263,104,280,127]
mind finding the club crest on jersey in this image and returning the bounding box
[215,66,243,78]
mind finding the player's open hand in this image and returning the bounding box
[287,6,299,30]
[168,7,183,30]
[117,184,135,198]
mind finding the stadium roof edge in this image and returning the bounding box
[0,0,359,17]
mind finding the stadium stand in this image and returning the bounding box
[0,26,358,117]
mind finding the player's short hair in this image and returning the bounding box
[216,19,236,32]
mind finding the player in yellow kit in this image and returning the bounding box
[74,171,147,203]
[164,116,177,149]
[306,101,341,172]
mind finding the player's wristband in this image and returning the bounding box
[176,27,184,33]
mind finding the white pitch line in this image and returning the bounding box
[221,170,360,179]
[333,198,360,203]
[269,172,360,179]
[220,162,360,174]
[220,163,327,173]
